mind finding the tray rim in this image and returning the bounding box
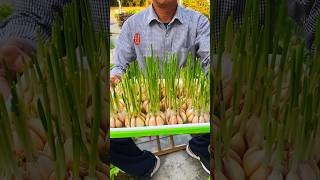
[110,123,210,138]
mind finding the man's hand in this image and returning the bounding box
[110,75,121,88]
[0,38,33,99]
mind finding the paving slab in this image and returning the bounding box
[135,135,208,180]
[152,150,208,180]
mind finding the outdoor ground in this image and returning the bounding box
[114,135,208,180]
[110,7,208,180]
[137,135,208,180]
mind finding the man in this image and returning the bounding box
[214,0,320,52]
[0,0,108,98]
[110,0,211,178]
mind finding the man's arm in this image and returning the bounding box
[110,20,136,77]
[195,15,210,75]
[0,0,67,98]
[90,0,109,34]
[302,0,320,50]
[288,0,320,50]
[0,0,68,49]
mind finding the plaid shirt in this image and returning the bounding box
[0,0,109,49]
[214,0,320,52]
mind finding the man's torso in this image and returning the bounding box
[122,5,206,68]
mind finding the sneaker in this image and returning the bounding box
[149,156,161,177]
[186,144,210,174]
[137,156,161,180]
[120,156,160,180]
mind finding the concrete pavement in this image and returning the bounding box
[136,135,208,180]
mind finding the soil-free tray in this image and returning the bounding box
[110,123,210,138]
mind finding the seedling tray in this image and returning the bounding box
[110,123,210,138]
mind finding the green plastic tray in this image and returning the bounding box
[110,123,210,138]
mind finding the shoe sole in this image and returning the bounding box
[186,144,200,160]
[200,161,210,174]
[186,144,210,175]
[150,156,161,177]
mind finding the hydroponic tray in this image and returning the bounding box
[110,123,210,138]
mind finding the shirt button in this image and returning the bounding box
[166,33,169,37]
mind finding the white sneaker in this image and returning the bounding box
[150,156,161,177]
[117,156,160,179]
[186,144,210,174]
[186,144,200,160]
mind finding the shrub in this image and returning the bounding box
[183,0,210,18]
[110,0,147,7]
[110,0,118,6]
[114,8,141,27]
[115,12,134,27]
[126,9,141,14]
[0,4,12,21]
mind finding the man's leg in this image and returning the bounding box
[110,138,160,177]
[186,134,210,174]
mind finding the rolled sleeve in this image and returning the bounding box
[195,15,210,75]
[110,20,136,77]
